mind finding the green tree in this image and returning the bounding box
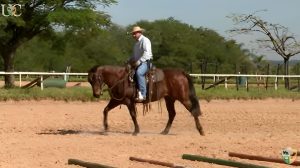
[14,24,129,72]
[128,18,253,73]
[0,0,116,87]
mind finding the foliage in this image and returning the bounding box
[9,17,257,74]
[128,18,254,73]
[0,0,117,86]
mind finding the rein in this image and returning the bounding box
[101,73,132,101]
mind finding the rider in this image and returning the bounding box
[128,26,153,102]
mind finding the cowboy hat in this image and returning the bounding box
[131,26,144,33]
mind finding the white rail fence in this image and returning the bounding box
[0,72,88,90]
[190,73,300,90]
[0,71,300,90]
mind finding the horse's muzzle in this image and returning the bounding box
[93,94,100,98]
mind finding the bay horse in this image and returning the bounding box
[88,65,204,136]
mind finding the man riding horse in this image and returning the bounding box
[87,26,204,135]
[128,26,153,102]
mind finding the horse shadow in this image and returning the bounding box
[37,129,176,136]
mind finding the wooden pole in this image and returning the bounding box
[129,156,185,168]
[214,62,218,83]
[68,159,116,168]
[245,67,249,92]
[182,154,270,168]
[19,74,22,87]
[265,64,269,90]
[235,64,239,91]
[275,64,280,90]
[201,60,207,90]
[297,66,300,92]
[21,76,50,89]
[229,152,300,166]
[205,76,233,90]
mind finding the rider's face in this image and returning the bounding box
[132,31,141,40]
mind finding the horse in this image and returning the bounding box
[88,65,204,136]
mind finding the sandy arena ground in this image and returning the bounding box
[0,99,300,168]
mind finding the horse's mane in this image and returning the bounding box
[88,65,100,73]
[88,65,125,73]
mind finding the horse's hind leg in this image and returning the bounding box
[161,96,176,135]
[181,100,204,136]
[193,115,204,135]
[103,99,120,131]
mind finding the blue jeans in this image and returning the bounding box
[136,62,148,97]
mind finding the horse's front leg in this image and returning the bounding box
[103,99,120,132]
[126,101,139,136]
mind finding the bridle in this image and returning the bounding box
[96,72,131,101]
[97,74,105,95]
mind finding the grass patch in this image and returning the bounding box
[0,87,103,101]
[0,85,300,101]
[195,84,300,102]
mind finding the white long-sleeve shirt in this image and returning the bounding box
[131,35,153,62]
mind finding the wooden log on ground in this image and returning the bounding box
[129,156,185,168]
[21,77,40,88]
[182,154,270,168]
[289,85,298,90]
[205,76,233,90]
[21,75,50,89]
[229,152,300,166]
[68,159,116,168]
[21,76,50,88]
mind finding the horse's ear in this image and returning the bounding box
[89,65,100,74]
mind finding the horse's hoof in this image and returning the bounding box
[132,132,138,136]
[160,131,168,135]
[100,131,108,135]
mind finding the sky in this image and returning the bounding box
[101,0,300,60]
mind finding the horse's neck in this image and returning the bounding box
[103,69,126,88]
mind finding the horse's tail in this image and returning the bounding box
[184,72,202,116]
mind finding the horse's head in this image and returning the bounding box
[88,66,105,98]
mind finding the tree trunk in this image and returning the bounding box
[2,50,16,88]
[283,58,289,89]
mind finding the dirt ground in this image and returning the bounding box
[0,99,300,168]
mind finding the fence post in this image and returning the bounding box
[297,66,300,92]
[235,65,239,91]
[40,75,44,90]
[275,77,278,90]
[64,73,67,81]
[19,74,22,87]
[200,60,207,90]
[265,64,269,90]
[275,64,280,90]
[246,67,249,92]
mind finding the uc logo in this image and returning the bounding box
[1,4,22,17]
